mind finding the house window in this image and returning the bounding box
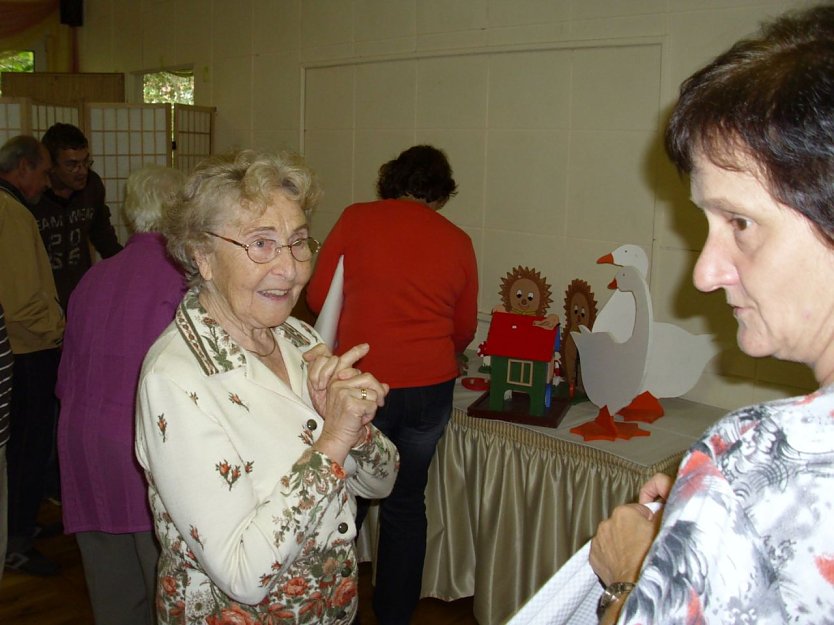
[507,359,533,387]
[0,50,35,96]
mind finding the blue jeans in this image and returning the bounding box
[357,378,455,625]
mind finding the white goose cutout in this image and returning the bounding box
[573,245,718,439]
[570,265,651,441]
[593,244,648,343]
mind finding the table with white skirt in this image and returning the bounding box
[357,383,726,625]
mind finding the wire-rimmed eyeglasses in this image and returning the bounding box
[60,157,94,173]
[205,231,321,263]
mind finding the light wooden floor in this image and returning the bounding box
[0,501,479,625]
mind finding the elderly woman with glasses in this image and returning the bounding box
[135,149,398,625]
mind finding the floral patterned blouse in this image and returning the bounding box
[135,290,399,625]
[620,386,834,624]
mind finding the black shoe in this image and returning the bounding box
[5,548,60,576]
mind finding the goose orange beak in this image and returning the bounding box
[597,253,615,264]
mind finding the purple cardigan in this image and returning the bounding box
[57,232,186,534]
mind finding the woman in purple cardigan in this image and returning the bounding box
[56,164,187,625]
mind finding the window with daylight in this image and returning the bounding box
[0,51,35,95]
[140,68,213,173]
[142,69,194,105]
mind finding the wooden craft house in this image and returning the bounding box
[479,312,560,417]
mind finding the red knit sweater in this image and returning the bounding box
[306,199,478,389]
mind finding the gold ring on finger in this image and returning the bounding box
[360,388,368,400]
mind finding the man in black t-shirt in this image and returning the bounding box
[31,123,123,313]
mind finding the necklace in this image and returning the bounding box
[248,331,277,358]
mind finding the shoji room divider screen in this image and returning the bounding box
[174,104,215,173]
[0,97,215,243]
[86,103,171,241]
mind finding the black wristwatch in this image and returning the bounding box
[597,581,635,619]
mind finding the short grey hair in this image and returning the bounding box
[123,164,186,233]
[0,135,44,174]
[164,149,322,289]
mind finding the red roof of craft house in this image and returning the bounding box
[480,312,559,362]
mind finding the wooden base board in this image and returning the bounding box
[466,389,572,428]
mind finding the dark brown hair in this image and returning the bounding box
[665,4,834,240]
[41,123,88,162]
[376,145,457,203]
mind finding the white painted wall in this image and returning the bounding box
[78,0,818,409]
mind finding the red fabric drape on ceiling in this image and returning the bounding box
[0,0,59,39]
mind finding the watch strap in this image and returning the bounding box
[597,581,635,618]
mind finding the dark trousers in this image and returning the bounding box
[76,531,160,625]
[356,378,455,625]
[7,348,59,552]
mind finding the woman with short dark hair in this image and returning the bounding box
[307,144,478,625]
[590,6,834,624]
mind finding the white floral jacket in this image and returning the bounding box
[135,290,399,625]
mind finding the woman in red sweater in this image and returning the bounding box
[307,145,478,625]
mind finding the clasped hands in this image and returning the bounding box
[304,343,389,464]
[589,473,673,587]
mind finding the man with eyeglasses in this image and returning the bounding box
[31,123,123,315]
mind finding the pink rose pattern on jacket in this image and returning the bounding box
[152,449,362,624]
[621,387,834,624]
